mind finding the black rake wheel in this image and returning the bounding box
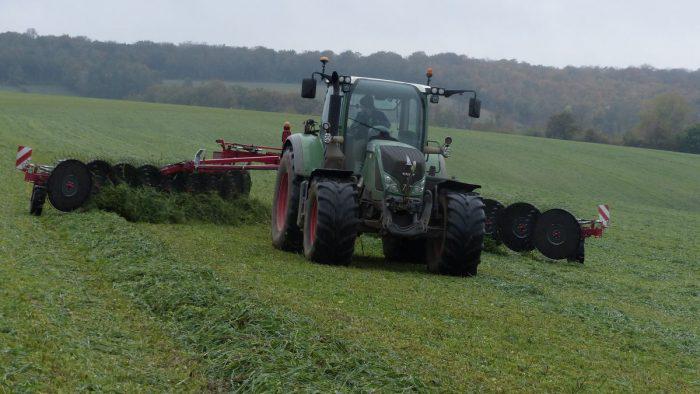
[483,198,504,242]
[137,165,163,188]
[47,159,93,212]
[110,163,141,187]
[497,202,540,252]
[534,209,582,260]
[86,159,112,192]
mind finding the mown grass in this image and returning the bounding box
[1,91,698,391]
[90,184,269,225]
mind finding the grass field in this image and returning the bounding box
[0,91,698,391]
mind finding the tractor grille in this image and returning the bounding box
[380,145,425,187]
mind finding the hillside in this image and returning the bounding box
[0,91,698,391]
[1,31,699,136]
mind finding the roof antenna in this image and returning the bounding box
[426,67,433,86]
[320,56,329,74]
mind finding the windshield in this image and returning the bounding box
[344,79,425,172]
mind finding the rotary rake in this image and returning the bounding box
[15,127,292,216]
[482,198,610,264]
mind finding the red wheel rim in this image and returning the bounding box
[275,173,288,231]
[309,198,318,244]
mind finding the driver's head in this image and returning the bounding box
[360,95,375,110]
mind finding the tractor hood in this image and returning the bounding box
[369,139,426,197]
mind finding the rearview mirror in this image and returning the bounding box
[301,78,317,99]
[469,97,481,118]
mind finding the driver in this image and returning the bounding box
[354,95,390,131]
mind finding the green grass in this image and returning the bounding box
[0,91,698,391]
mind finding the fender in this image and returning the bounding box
[430,177,481,194]
[284,133,324,177]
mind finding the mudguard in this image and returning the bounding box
[284,133,324,177]
[431,178,481,194]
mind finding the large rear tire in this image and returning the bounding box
[427,193,485,276]
[271,148,302,251]
[303,179,358,265]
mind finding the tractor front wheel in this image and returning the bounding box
[303,179,358,265]
[427,193,485,276]
[271,148,302,251]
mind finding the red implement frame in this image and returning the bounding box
[579,219,606,238]
[160,140,282,176]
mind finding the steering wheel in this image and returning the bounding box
[368,126,397,141]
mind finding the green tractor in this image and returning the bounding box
[271,58,485,276]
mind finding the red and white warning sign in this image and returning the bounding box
[597,204,610,227]
[16,146,32,170]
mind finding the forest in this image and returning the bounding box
[1,30,698,153]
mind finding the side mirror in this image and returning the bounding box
[469,97,481,118]
[301,78,317,99]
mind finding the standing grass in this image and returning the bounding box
[0,91,698,391]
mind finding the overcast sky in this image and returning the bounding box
[1,0,698,70]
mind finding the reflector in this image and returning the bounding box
[497,202,540,252]
[534,209,582,260]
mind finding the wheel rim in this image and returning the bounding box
[512,217,531,239]
[275,173,288,232]
[309,198,318,244]
[546,224,566,246]
[61,175,79,197]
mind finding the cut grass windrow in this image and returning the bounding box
[47,211,428,392]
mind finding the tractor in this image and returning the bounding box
[271,58,486,276]
[16,59,609,267]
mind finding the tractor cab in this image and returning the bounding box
[334,78,428,174]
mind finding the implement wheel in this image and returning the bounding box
[303,179,358,265]
[427,193,485,276]
[271,148,303,251]
[111,163,140,187]
[29,185,47,216]
[483,198,504,242]
[47,159,93,212]
[497,202,540,252]
[87,160,112,192]
[137,165,162,188]
[534,209,582,260]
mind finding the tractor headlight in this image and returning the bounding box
[411,178,426,194]
[431,87,438,94]
[384,175,400,194]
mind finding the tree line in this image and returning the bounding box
[1,30,698,153]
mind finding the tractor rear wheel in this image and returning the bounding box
[303,179,358,265]
[427,193,485,276]
[271,148,302,251]
[382,236,427,263]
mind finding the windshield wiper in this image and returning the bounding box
[347,116,388,133]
